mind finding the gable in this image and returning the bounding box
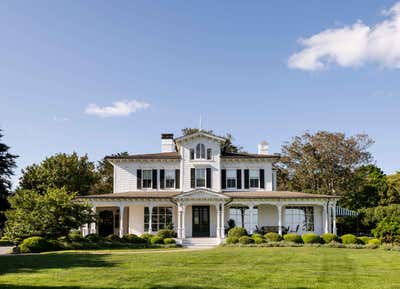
[174,189,229,201]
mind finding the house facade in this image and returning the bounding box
[80,131,339,243]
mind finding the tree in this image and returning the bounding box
[4,187,96,240]
[0,129,18,231]
[277,131,374,206]
[19,152,98,196]
[89,152,129,195]
[181,128,243,153]
[383,172,400,205]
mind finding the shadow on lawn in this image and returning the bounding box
[0,253,115,275]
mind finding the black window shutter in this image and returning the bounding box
[260,169,265,189]
[175,169,180,189]
[206,168,212,188]
[207,148,212,160]
[190,168,195,188]
[152,169,158,189]
[236,169,242,189]
[244,169,249,189]
[221,169,226,189]
[137,169,142,189]
[160,169,165,189]
[190,149,194,160]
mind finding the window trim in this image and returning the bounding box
[144,206,173,232]
[142,169,153,189]
[164,169,175,189]
[195,168,206,188]
[195,143,206,159]
[249,169,259,188]
[226,169,237,189]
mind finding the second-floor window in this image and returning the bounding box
[249,169,259,188]
[196,143,206,159]
[142,170,152,188]
[196,168,206,187]
[226,169,236,188]
[165,170,175,188]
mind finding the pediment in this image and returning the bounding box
[174,189,230,200]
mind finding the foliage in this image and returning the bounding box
[238,236,254,244]
[156,229,175,239]
[68,230,84,242]
[283,233,303,243]
[226,236,239,244]
[105,234,121,242]
[277,131,373,207]
[0,129,18,231]
[359,204,400,230]
[227,227,247,238]
[368,238,381,245]
[227,219,236,230]
[19,236,52,253]
[19,152,98,196]
[140,233,153,243]
[85,234,101,243]
[150,236,164,244]
[372,216,400,243]
[302,233,322,244]
[181,128,243,153]
[264,232,282,242]
[321,233,338,244]
[357,236,370,245]
[89,152,129,195]
[336,216,361,235]
[122,234,144,244]
[4,188,96,240]
[379,172,400,205]
[340,234,358,244]
[163,238,176,245]
[252,235,265,244]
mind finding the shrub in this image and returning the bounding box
[150,236,164,245]
[226,236,239,244]
[357,236,370,245]
[163,238,176,245]
[19,236,51,253]
[264,232,282,242]
[85,234,101,243]
[122,234,144,244]
[321,233,338,244]
[368,238,381,246]
[157,229,175,239]
[105,234,121,242]
[372,216,400,243]
[140,233,153,243]
[252,236,264,244]
[341,234,358,244]
[228,227,247,238]
[302,233,321,244]
[283,233,303,243]
[68,230,84,242]
[57,236,69,243]
[0,236,13,246]
[238,236,254,244]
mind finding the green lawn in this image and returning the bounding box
[1,247,399,289]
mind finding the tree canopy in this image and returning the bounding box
[19,152,98,196]
[0,129,18,230]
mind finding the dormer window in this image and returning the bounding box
[196,143,206,159]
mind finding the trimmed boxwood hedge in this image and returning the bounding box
[265,232,282,242]
[20,236,52,253]
[140,233,153,243]
[226,236,239,244]
[283,233,303,243]
[238,236,254,244]
[302,233,322,244]
[157,229,175,239]
[163,238,176,245]
[368,238,381,245]
[122,234,145,244]
[228,227,247,238]
[341,234,358,244]
[321,233,338,244]
[105,234,121,242]
[358,236,370,245]
[150,236,164,245]
[85,234,101,243]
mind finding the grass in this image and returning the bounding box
[0,247,400,289]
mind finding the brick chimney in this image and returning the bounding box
[161,133,175,153]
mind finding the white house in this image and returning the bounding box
[80,131,339,244]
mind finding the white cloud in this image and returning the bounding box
[85,100,150,118]
[288,2,400,70]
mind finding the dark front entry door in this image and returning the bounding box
[98,210,114,237]
[192,206,210,237]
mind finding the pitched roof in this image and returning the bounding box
[106,152,180,161]
[78,191,181,199]
[174,131,226,143]
[221,152,280,159]
[224,191,339,199]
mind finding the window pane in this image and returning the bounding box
[143,170,152,188]
[165,170,175,189]
[196,168,206,187]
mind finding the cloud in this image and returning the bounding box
[288,2,400,70]
[85,100,150,118]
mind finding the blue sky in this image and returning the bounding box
[1,0,400,186]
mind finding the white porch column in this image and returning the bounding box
[119,204,125,238]
[220,204,225,238]
[323,203,329,234]
[177,204,182,238]
[249,204,254,234]
[181,205,186,238]
[90,206,97,234]
[216,203,221,238]
[277,204,283,235]
[332,202,337,235]
[148,205,154,234]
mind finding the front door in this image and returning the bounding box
[192,206,210,237]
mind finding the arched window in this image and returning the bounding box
[195,143,206,159]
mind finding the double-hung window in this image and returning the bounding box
[195,143,206,159]
[142,170,152,188]
[196,168,206,187]
[226,169,236,188]
[249,169,259,188]
[144,207,173,231]
[165,170,175,189]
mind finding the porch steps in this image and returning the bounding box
[181,238,221,248]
